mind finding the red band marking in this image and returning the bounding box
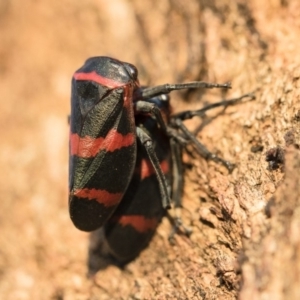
[74,71,125,89]
[70,129,135,157]
[122,84,134,110]
[137,158,169,179]
[112,215,159,233]
[74,188,122,207]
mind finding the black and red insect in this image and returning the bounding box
[69,56,252,263]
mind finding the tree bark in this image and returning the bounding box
[0,0,299,299]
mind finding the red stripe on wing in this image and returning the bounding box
[112,215,159,233]
[70,129,135,157]
[74,188,123,207]
[74,71,125,88]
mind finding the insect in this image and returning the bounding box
[69,56,253,263]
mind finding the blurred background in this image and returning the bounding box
[0,0,299,299]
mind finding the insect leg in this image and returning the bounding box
[172,92,255,121]
[141,81,231,99]
[174,118,235,171]
[170,93,256,172]
[168,138,192,240]
[136,126,171,209]
[170,138,184,209]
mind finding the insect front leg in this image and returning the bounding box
[141,81,231,99]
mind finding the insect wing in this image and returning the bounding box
[69,58,137,231]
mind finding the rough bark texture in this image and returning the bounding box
[0,0,299,299]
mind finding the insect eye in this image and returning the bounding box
[159,94,169,102]
[76,81,108,116]
[125,63,138,80]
